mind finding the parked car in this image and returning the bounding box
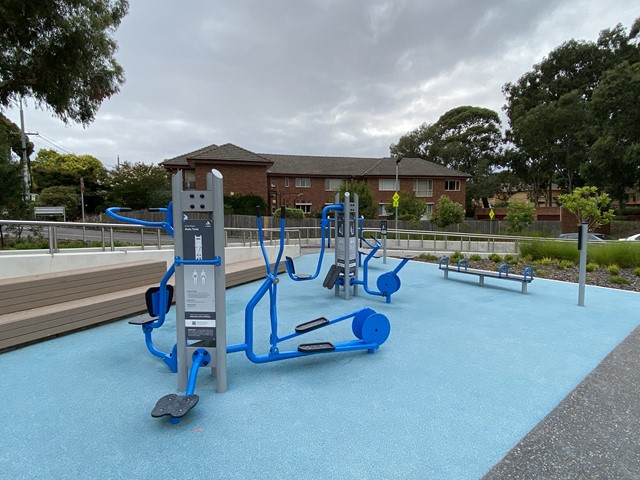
[557,233,605,242]
[620,233,640,241]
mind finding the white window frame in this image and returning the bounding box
[378,203,390,217]
[295,202,312,214]
[270,178,276,188]
[184,170,196,189]
[414,179,433,197]
[325,178,344,191]
[421,203,434,220]
[295,177,311,188]
[444,180,460,191]
[379,179,395,191]
[284,177,289,187]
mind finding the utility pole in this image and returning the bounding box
[19,98,31,202]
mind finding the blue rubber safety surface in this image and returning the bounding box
[1,253,639,479]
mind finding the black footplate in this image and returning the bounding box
[128,317,155,325]
[322,264,342,289]
[295,317,329,333]
[298,342,335,353]
[286,256,312,279]
[151,393,199,419]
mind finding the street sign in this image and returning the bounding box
[392,191,400,208]
[489,208,495,220]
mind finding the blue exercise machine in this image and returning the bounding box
[149,170,228,424]
[105,205,178,372]
[227,206,391,361]
[285,192,410,303]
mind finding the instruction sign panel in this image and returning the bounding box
[335,215,356,276]
[182,219,216,341]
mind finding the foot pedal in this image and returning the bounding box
[298,342,335,353]
[151,393,199,419]
[322,265,341,289]
[286,256,312,279]
[295,317,329,333]
[128,317,155,326]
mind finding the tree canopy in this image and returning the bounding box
[392,105,503,210]
[503,18,640,206]
[104,161,171,210]
[0,0,129,125]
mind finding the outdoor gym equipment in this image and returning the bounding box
[226,206,391,362]
[286,192,410,303]
[438,257,535,294]
[105,205,178,372]
[350,236,410,304]
[149,170,227,424]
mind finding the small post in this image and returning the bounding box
[381,220,387,264]
[578,222,588,306]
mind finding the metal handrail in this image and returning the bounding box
[0,219,302,255]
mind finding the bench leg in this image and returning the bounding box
[443,270,448,279]
[522,282,527,294]
[479,275,484,287]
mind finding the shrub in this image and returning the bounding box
[557,260,575,269]
[503,254,515,263]
[504,201,536,234]
[419,253,439,261]
[488,253,502,263]
[609,276,629,285]
[450,251,465,263]
[634,267,640,277]
[607,264,620,275]
[469,254,482,261]
[586,263,599,272]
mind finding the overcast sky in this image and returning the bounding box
[4,0,640,168]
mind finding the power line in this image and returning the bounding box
[30,132,74,154]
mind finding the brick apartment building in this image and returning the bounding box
[161,143,471,218]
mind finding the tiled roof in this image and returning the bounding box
[263,153,470,178]
[263,154,382,176]
[161,143,219,167]
[191,143,273,165]
[162,143,470,179]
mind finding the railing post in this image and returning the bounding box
[109,228,115,251]
[140,229,145,250]
[156,228,161,249]
[48,226,54,254]
[101,227,106,252]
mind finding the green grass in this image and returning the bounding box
[520,240,640,269]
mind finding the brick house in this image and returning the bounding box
[161,143,471,218]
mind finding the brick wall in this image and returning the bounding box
[195,164,269,199]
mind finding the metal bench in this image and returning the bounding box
[438,257,534,293]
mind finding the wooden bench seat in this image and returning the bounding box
[0,257,288,351]
[0,261,167,351]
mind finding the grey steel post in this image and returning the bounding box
[209,170,227,393]
[172,171,188,390]
[344,192,351,300]
[578,222,588,306]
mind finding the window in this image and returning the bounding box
[421,203,434,220]
[414,179,433,197]
[379,179,396,191]
[184,170,196,189]
[378,203,390,216]
[295,202,312,214]
[444,180,460,191]
[270,178,276,188]
[325,178,344,191]
[284,178,289,187]
[295,177,311,188]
